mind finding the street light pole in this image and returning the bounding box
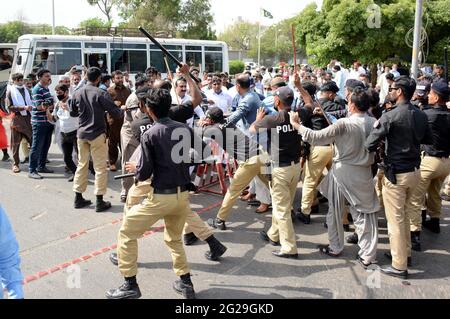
[52,0,56,35]
[411,0,423,80]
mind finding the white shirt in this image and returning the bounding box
[348,66,366,80]
[206,90,232,114]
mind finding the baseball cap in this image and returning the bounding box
[274,86,294,105]
[415,80,431,97]
[431,81,450,98]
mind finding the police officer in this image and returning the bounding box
[409,81,450,244]
[411,80,431,110]
[250,86,302,259]
[106,88,208,299]
[366,76,433,279]
[296,81,344,225]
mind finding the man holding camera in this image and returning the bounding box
[29,69,55,180]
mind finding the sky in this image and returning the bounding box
[0,0,323,34]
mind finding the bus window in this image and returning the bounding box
[111,50,147,73]
[0,48,14,71]
[32,48,82,75]
[205,52,223,73]
[186,51,202,69]
[150,50,182,73]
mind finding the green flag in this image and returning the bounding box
[261,8,273,19]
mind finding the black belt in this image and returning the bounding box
[395,167,419,174]
[272,160,300,168]
[153,185,188,195]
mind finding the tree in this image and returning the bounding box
[87,0,116,25]
[178,0,216,40]
[218,20,259,51]
[0,21,70,43]
[115,0,181,36]
[78,17,112,29]
[294,0,450,67]
[229,60,245,75]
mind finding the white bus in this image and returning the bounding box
[11,34,229,84]
[0,43,16,82]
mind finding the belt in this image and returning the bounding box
[395,167,419,174]
[272,160,300,168]
[153,185,188,195]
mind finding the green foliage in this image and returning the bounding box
[78,17,112,29]
[218,20,259,51]
[178,0,216,40]
[229,60,245,75]
[0,21,71,43]
[87,0,116,24]
[294,0,450,67]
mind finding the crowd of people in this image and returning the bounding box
[0,57,449,300]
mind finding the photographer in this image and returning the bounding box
[29,68,55,180]
[46,84,79,182]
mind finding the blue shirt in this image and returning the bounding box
[31,83,54,125]
[0,205,24,299]
[227,91,261,129]
[261,96,278,116]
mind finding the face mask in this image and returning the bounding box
[15,84,24,89]
[57,94,66,101]
[98,60,104,67]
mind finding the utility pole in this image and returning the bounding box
[52,0,56,35]
[411,0,423,80]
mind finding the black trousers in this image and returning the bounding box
[61,130,78,174]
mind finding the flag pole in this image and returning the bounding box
[258,8,261,67]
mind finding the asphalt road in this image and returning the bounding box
[1,119,449,299]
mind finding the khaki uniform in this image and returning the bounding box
[73,133,108,196]
[382,171,420,270]
[118,188,191,278]
[301,145,333,214]
[410,156,450,231]
[126,180,213,241]
[267,163,301,254]
[217,155,269,221]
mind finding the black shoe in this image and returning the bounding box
[37,167,54,174]
[384,252,412,267]
[296,211,311,224]
[423,218,440,234]
[109,252,118,266]
[356,255,376,270]
[184,233,199,246]
[381,266,408,279]
[324,222,328,229]
[411,231,421,252]
[346,233,359,245]
[105,281,142,299]
[68,175,74,182]
[343,224,351,232]
[272,250,298,259]
[441,194,450,202]
[247,200,261,207]
[208,218,226,231]
[1,153,10,162]
[21,157,29,164]
[173,280,196,299]
[259,230,280,246]
[74,198,92,209]
[96,201,112,212]
[28,172,43,180]
[205,240,227,261]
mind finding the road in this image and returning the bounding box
[1,119,449,299]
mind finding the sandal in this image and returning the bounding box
[318,244,341,257]
[12,165,21,173]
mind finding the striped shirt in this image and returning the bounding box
[31,83,54,124]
